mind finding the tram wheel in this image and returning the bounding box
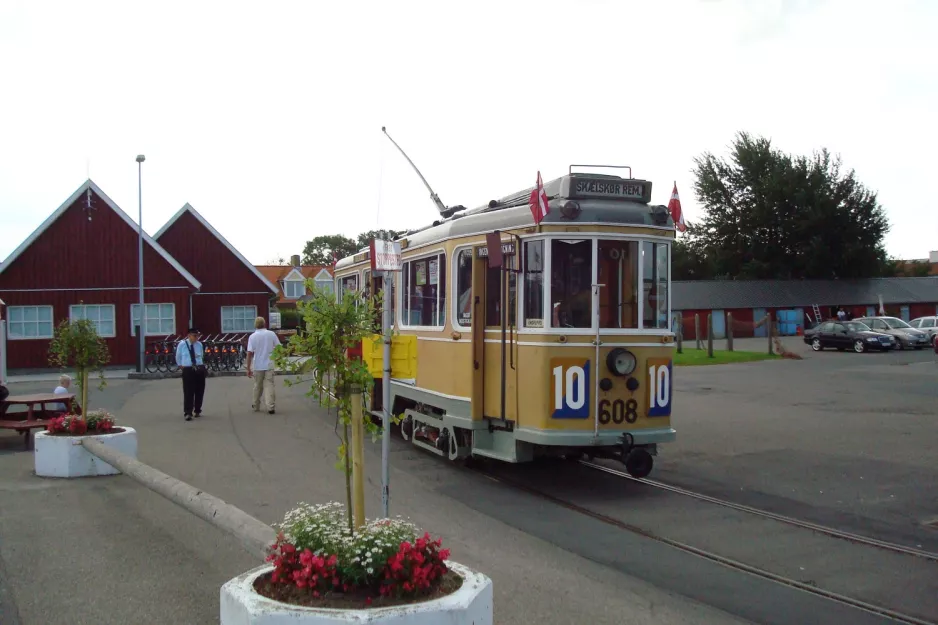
[624,448,654,478]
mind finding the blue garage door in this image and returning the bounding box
[753,308,767,337]
[711,310,726,339]
[900,306,910,322]
[777,309,804,336]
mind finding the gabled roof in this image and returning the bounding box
[672,277,938,311]
[255,264,334,285]
[255,264,334,304]
[0,179,201,289]
[154,203,279,296]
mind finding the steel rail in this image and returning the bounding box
[473,465,936,625]
[579,460,938,562]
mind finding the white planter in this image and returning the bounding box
[34,427,138,478]
[220,561,493,625]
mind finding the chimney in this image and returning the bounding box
[290,254,301,267]
[929,251,938,264]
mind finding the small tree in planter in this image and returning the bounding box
[274,280,383,530]
[255,281,477,614]
[48,316,110,417]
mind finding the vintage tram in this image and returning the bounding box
[333,166,677,477]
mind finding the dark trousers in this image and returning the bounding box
[182,367,205,415]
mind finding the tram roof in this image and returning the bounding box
[335,172,673,269]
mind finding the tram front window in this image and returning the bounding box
[550,239,592,328]
[642,241,669,329]
[597,240,639,329]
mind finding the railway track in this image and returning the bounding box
[579,459,938,563]
[471,462,938,625]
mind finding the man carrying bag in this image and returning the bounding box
[175,327,206,421]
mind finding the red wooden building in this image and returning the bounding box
[0,180,201,370]
[154,203,279,337]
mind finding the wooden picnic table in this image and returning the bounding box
[0,392,75,419]
[0,393,75,450]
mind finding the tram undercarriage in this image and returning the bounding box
[369,388,665,478]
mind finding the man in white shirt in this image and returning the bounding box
[247,316,281,414]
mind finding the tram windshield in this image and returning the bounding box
[528,237,669,332]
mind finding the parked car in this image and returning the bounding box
[853,316,931,350]
[803,320,895,352]
[909,316,938,345]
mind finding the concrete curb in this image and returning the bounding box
[81,437,276,560]
[128,370,293,380]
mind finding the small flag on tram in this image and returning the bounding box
[529,171,550,225]
[668,182,686,232]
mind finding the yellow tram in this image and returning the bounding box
[333,166,677,477]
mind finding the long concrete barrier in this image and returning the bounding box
[81,438,276,561]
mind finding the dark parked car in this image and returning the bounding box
[853,316,931,350]
[804,320,895,352]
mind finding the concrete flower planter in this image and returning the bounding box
[34,427,138,478]
[220,561,493,625]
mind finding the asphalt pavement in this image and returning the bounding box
[1,340,935,624]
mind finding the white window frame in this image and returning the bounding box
[131,303,176,337]
[69,304,116,338]
[284,279,305,299]
[399,248,446,331]
[525,232,674,336]
[451,245,475,332]
[221,305,257,333]
[7,305,54,340]
[313,269,334,294]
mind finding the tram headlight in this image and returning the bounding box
[606,348,636,376]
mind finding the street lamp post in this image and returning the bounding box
[136,154,145,373]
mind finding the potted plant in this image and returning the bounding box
[221,502,492,624]
[34,316,138,478]
[220,282,492,623]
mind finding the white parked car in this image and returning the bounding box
[909,316,938,344]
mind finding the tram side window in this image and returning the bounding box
[598,240,639,329]
[338,275,358,303]
[455,249,473,326]
[523,240,544,328]
[403,254,446,327]
[642,241,669,329]
[550,239,592,328]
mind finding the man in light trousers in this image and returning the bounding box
[247,316,280,414]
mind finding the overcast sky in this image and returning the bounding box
[1,0,934,266]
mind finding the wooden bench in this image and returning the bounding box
[0,393,75,450]
[0,419,50,450]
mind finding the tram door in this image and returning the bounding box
[470,243,518,424]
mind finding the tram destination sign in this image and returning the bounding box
[477,241,516,259]
[569,177,650,202]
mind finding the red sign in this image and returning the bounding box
[485,231,504,268]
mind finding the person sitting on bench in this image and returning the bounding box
[51,374,80,415]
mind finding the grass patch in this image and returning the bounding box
[674,348,780,366]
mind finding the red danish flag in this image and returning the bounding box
[529,170,549,225]
[668,182,686,232]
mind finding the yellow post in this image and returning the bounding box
[350,383,366,530]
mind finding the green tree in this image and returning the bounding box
[302,235,358,266]
[273,281,387,531]
[47,316,111,415]
[671,229,715,280]
[355,229,406,249]
[691,132,891,280]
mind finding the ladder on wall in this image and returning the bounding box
[811,304,822,327]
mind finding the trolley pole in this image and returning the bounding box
[381,271,392,518]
